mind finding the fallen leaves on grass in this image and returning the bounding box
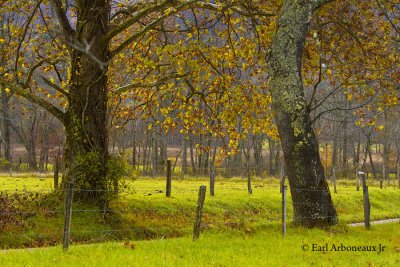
[123,241,136,250]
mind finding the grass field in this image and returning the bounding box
[1,174,400,265]
[1,224,400,266]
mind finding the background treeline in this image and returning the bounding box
[1,93,399,182]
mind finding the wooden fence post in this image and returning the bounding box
[356,171,362,191]
[166,160,172,197]
[282,185,287,236]
[361,173,367,189]
[63,182,74,251]
[193,185,206,240]
[54,155,59,190]
[363,186,371,230]
[280,164,285,193]
[247,171,252,194]
[361,174,371,230]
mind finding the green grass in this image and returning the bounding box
[0,175,399,251]
[0,174,54,191]
[1,223,400,266]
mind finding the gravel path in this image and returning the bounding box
[348,218,400,227]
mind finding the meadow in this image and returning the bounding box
[1,174,400,266]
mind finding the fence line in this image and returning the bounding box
[1,178,399,250]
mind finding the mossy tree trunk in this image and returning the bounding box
[53,0,110,202]
[9,0,186,202]
[267,0,337,227]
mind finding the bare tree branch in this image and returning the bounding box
[0,79,65,122]
[375,0,400,36]
[49,0,75,39]
[110,0,201,57]
[105,0,173,42]
[14,0,42,84]
[114,73,186,93]
[40,75,69,97]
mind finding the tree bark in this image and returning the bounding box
[266,0,337,226]
[57,0,110,202]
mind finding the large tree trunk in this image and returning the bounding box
[266,0,337,226]
[61,0,110,203]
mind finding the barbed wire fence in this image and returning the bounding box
[0,166,398,251]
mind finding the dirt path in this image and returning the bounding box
[348,218,400,227]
